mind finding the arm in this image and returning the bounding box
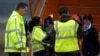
[77,25,84,49]
[13,17,26,49]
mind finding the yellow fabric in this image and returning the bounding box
[32,26,46,52]
[54,20,79,52]
[4,11,26,52]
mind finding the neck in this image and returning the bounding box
[16,10,22,16]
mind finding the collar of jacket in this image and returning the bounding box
[59,17,71,22]
[34,26,41,28]
[84,24,92,31]
[12,10,24,22]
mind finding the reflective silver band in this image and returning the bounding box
[14,41,23,45]
[5,29,19,33]
[5,47,26,50]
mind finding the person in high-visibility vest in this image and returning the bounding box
[4,2,28,56]
[29,16,46,56]
[54,7,83,56]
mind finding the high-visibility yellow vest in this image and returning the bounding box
[32,26,46,52]
[4,11,26,52]
[54,20,79,52]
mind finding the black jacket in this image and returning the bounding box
[82,25,99,55]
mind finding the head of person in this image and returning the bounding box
[44,16,54,27]
[15,2,28,16]
[31,16,40,26]
[83,14,93,25]
[60,13,70,22]
[72,14,83,26]
[28,16,40,33]
[59,6,68,16]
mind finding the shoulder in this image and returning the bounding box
[87,26,97,35]
[90,26,97,31]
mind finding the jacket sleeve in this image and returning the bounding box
[12,16,24,49]
[90,28,99,54]
[77,25,84,39]
[32,27,46,42]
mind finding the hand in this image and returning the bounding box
[27,47,30,53]
[27,47,32,53]
[18,48,22,51]
[27,35,31,41]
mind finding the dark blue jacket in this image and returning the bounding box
[82,25,99,55]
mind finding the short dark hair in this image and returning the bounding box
[16,2,28,10]
[32,16,40,24]
[83,14,93,23]
[28,16,40,33]
[59,6,68,15]
[44,16,54,25]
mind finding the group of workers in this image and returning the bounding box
[4,2,99,56]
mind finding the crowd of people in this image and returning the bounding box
[4,2,99,56]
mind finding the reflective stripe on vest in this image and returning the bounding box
[5,29,19,33]
[5,47,26,50]
[56,36,77,39]
[20,23,24,48]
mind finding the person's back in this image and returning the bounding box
[53,6,83,56]
[54,13,80,56]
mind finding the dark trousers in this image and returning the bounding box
[45,47,55,56]
[82,48,99,56]
[8,52,21,56]
[83,53,97,56]
[56,51,80,56]
[82,51,98,56]
[34,50,46,56]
